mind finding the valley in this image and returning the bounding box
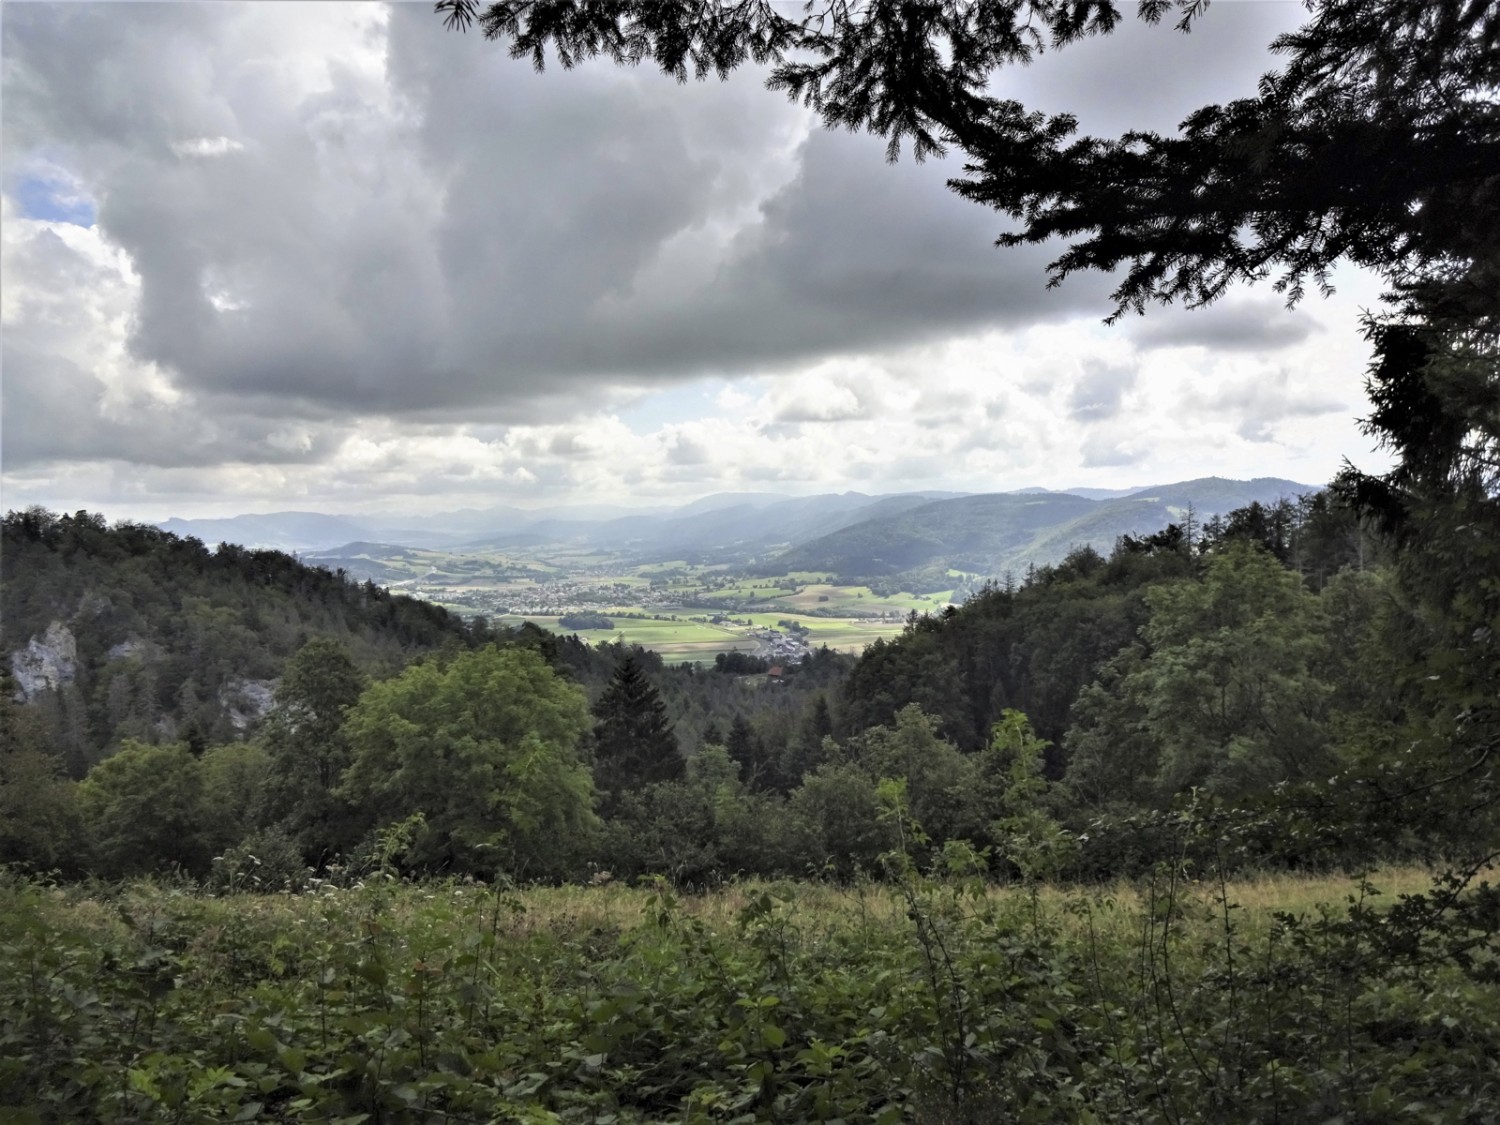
[309,543,951,659]
[201,475,1317,661]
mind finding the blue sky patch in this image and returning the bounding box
[618,381,733,435]
[14,175,96,227]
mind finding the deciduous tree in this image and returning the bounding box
[341,645,595,878]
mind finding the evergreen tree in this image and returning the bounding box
[780,693,834,790]
[592,652,682,805]
[725,711,774,790]
[260,638,367,863]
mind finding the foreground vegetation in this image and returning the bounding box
[5,860,1496,1123]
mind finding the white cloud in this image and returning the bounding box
[171,136,245,158]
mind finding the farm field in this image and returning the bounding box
[496,614,764,658]
[495,611,907,658]
[765,583,956,614]
[736,612,910,651]
[6,866,1492,1123]
[318,540,961,658]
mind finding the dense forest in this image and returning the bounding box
[4,485,1488,891]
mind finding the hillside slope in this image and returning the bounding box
[769,477,1313,580]
[2,510,478,775]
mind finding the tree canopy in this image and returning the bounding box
[436,0,1498,323]
[340,645,595,877]
[591,651,682,804]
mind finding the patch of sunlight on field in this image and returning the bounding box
[737,612,907,652]
[772,584,954,613]
[500,615,762,657]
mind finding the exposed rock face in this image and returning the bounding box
[107,638,144,661]
[220,678,279,731]
[10,621,78,701]
[106,636,161,662]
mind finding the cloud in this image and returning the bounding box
[1069,360,1137,422]
[2,3,1118,432]
[0,1,1392,519]
[766,369,882,424]
[171,137,245,158]
[1128,298,1323,354]
[985,3,1310,138]
[1190,369,1348,444]
[1080,433,1145,469]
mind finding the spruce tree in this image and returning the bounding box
[592,652,681,803]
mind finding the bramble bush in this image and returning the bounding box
[3,841,1497,1122]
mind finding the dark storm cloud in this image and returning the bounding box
[380,6,1117,395]
[1127,298,1322,353]
[3,0,1119,438]
[2,0,1341,510]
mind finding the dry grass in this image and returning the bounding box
[482,865,1455,937]
[33,865,1462,952]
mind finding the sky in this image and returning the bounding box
[1,1,1393,521]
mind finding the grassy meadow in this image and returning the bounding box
[497,610,910,658]
[5,865,1495,1122]
[496,615,765,658]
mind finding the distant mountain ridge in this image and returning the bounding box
[157,490,968,556]
[765,477,1314,580]
[158,478,1315,576]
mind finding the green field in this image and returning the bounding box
[767,583,954,614]
[497,614,763,658]
[496,610,908,657]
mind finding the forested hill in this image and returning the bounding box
[4,489,1491,892]
[1,509,479,775]
[765,476,1311,581]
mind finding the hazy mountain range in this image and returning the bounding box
[764,478,1312,579]
[158,477,1314,579]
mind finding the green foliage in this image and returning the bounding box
[77,741,217,878]
[789,765,899,880]
[558,611,614,631]
[340,646,595,879]
[0,679,84,873]
[1,509,479,778]
[4,864,1496,1122]
[595,744,796,888]
[1068,543,1341,806]
[984,710,1078,883]
[199,742,272,860]
[260,638,367,863]
[0,744,83,876]
[591,651,683,809]
[842,706,981,854]
[209,826,310,894]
